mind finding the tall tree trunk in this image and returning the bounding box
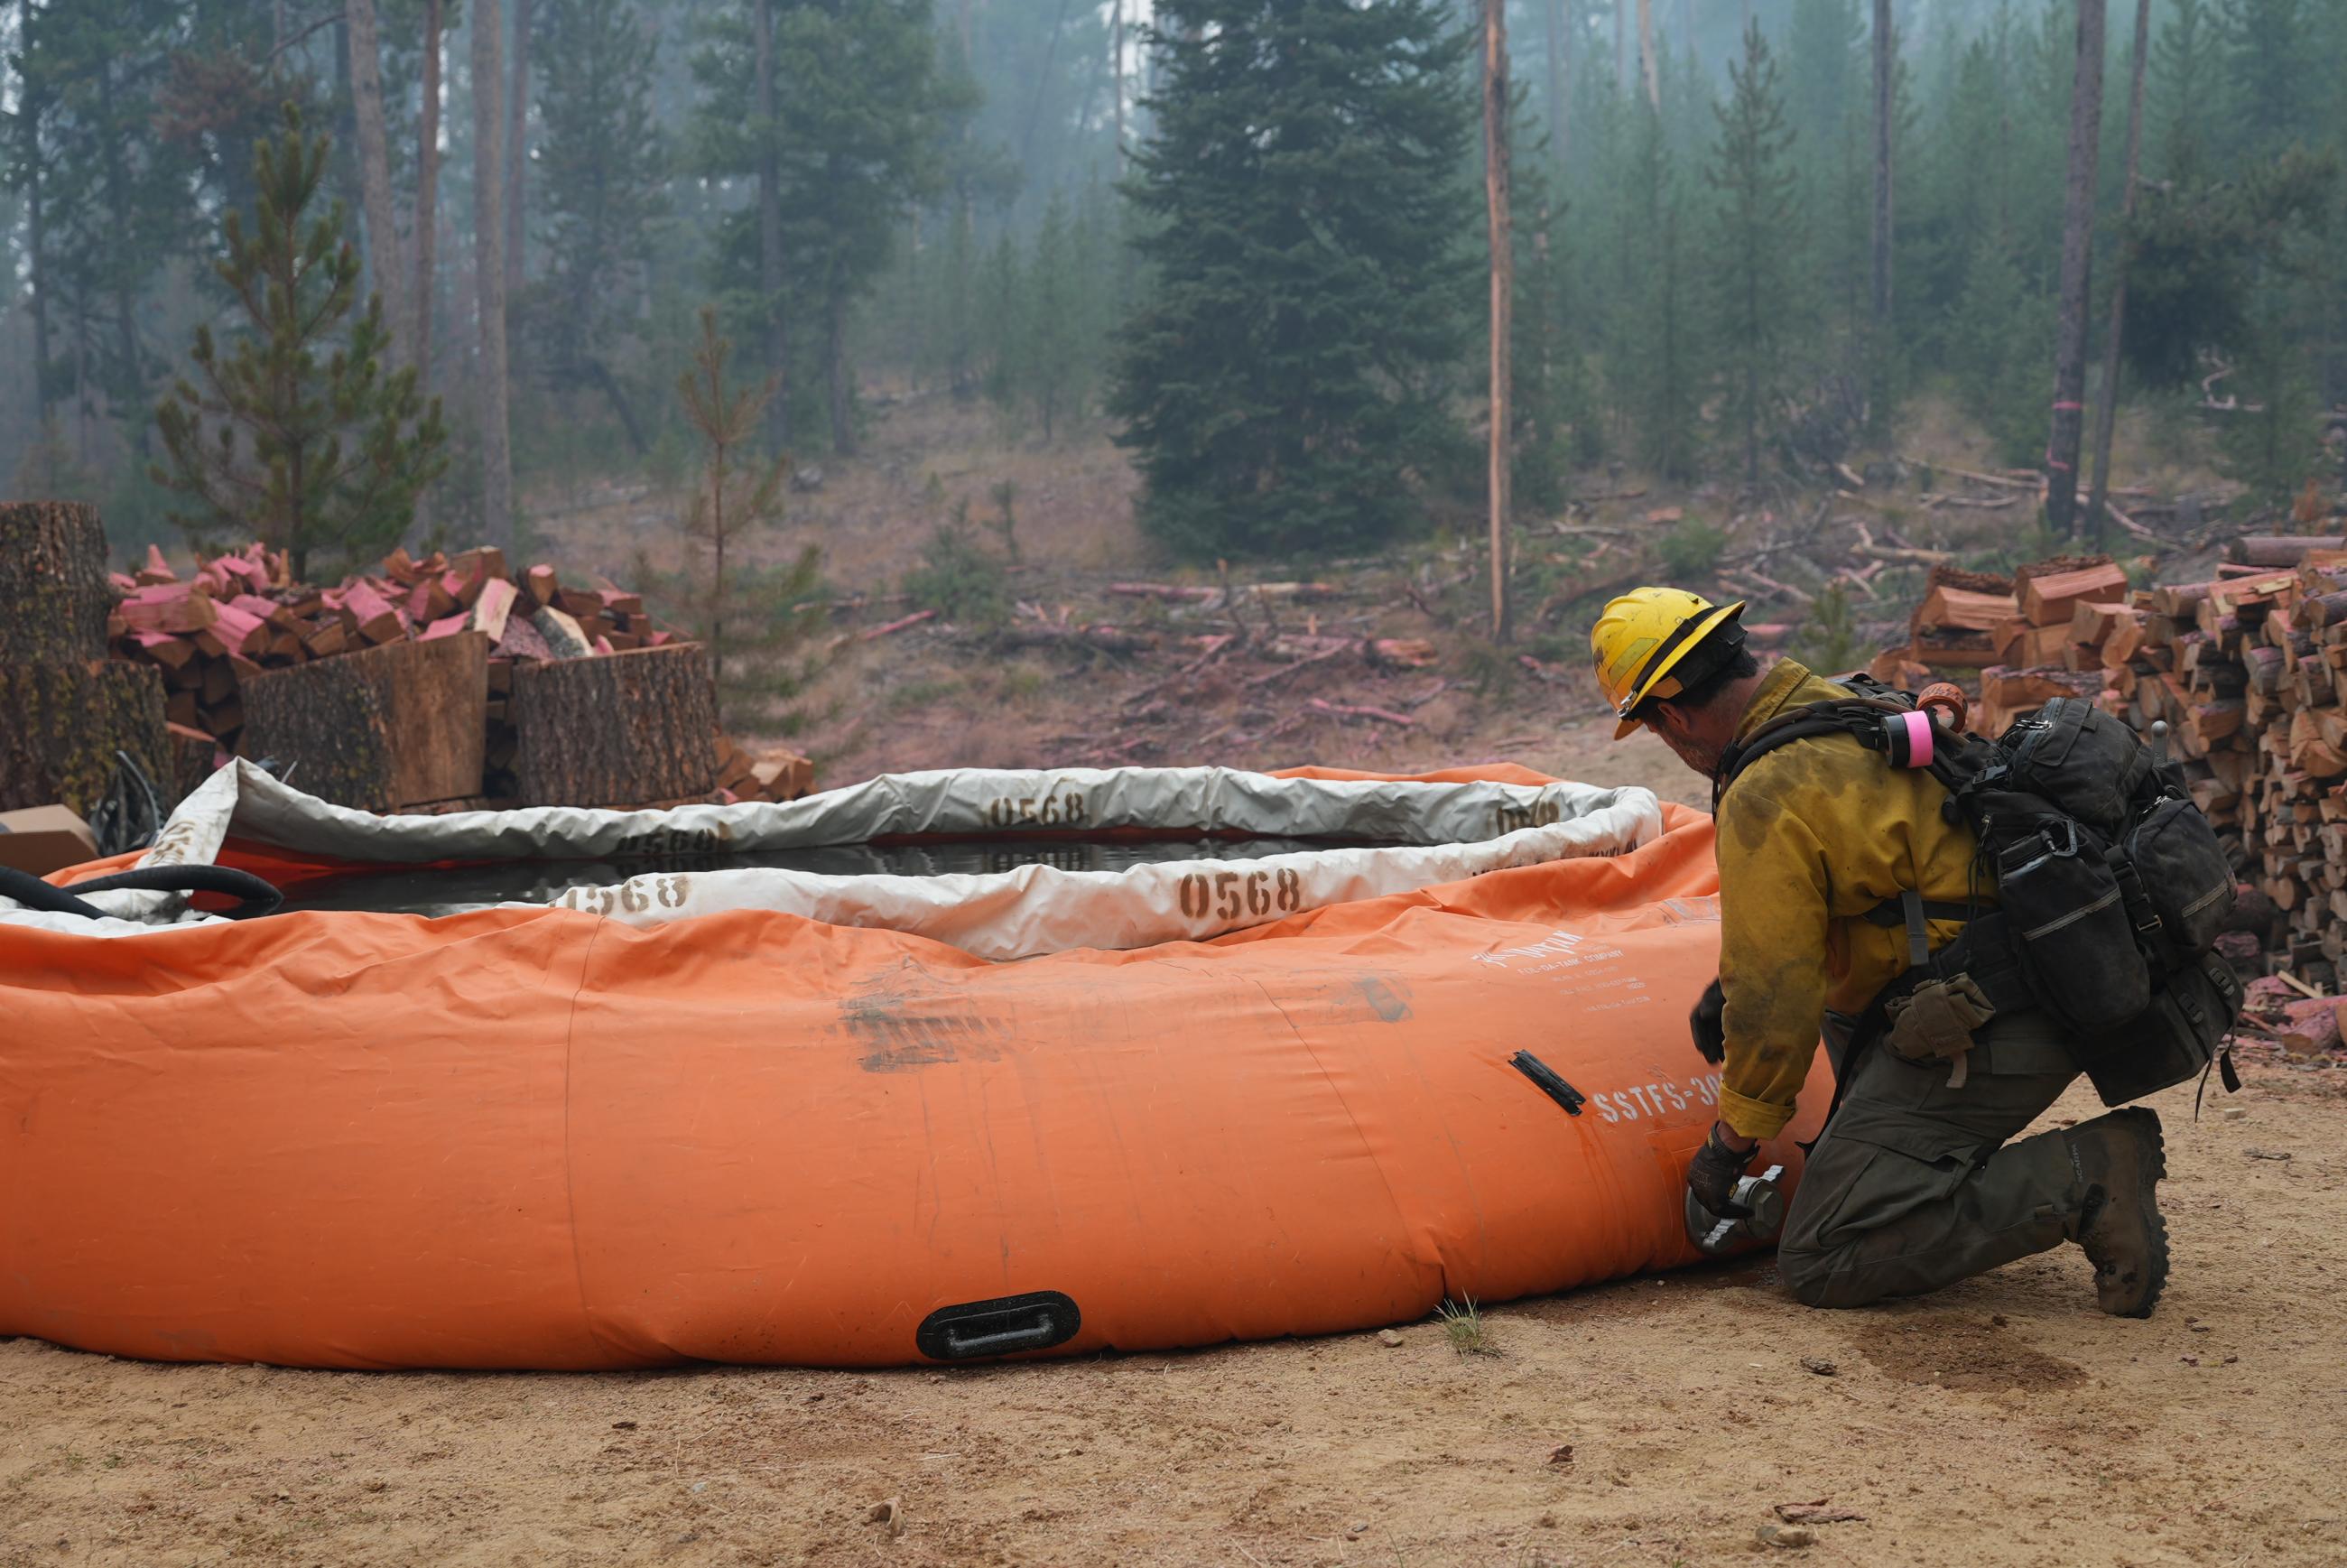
[1484,0,1513,643]
[1546,0,1566,163]
[2044,0,2107,539]
[345,0,412,367]
[588,357,650,457]
[1679,0,1696,77]
[95,61,148,453]
[1869,0,1894,429]
[415,0,443,385]
[1614,0,1625,96]
[1637,0,1658,108]
[1111,0,1124,175]
[755,0,789,452]
[1870,0,1893,327]
[505,0,532,302]
[471,0,515,547]
[2087,0,2153,550]
[21,0,50,419]
[826,283,856,457]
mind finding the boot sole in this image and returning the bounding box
[2108,1107,2171,1319]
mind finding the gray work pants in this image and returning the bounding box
[1777,1008,2098,1308]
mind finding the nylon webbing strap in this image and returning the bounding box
[1901,888,1930,970]
[1861,897,1973,931]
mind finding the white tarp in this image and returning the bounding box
[4,759,1665,960]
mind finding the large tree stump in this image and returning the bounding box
[511,644,717,808]
[167,722,224,808]
[0,660,171,816]
[240,633,490,812]
[0,500,114,663]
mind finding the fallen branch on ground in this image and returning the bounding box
[1309,698,1415,728]
[860,608,937,640]
[1851,520,1954,567]
[1920,492,2019,512]
[995,623,1155,655]
[1123,634,1235,708]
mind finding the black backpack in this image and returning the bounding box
[1716,682,2244,1107]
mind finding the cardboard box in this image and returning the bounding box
[0,805,99,877]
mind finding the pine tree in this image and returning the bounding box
[1946,240,2053,468]
[17,0,197,462]
[1611,103,1700,480]
[979,230,1027,417]
[2151,0,2217,181]
[1111,0,1477,558]
[535,0,669,453]
[2218,0,2319,164]
[1706,20,1800,486]
[660,307,822,729]
[691,0,956,457]
[150,106,448,580]
[1509,158,1579,515]
[1024,188,1086,439]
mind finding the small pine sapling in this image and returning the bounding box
[150,104,448,580]
[665,307,822,731]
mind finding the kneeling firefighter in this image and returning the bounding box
[1591,588,2243,1315]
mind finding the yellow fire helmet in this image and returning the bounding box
[1590,587,1749,739]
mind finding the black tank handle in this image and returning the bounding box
[915,1290,1081,1361]
[0,864,284,921]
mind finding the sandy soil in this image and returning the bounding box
[5,1060,2342,1568]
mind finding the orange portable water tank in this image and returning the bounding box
[0,764,1825,1369]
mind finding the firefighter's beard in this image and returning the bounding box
[1657,725,1727,781]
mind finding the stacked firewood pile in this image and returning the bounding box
[97,539,812,816]
[1903,535,2347,991]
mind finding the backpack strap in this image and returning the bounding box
[1861,888,1978,965]
[1712,692,1915,812]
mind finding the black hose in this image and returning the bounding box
[0,864,284,922]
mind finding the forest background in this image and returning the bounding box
[5,0,2342,596]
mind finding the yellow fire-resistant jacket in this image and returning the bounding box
[1712,659,1990,1140]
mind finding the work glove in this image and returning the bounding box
[1689,978,1727,1065]
[1685,1123,1758,1220]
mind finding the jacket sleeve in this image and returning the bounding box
[1712,768,1834,1140]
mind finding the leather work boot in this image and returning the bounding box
[2064,1108,2170,1318]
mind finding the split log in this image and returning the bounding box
[1914,583,2018,634]
[750,752,815,802]
[2068,600,2133,648]
[2018,557,2129,626]
[0,500,114,663]
[531,605,594,659]
[511,643,717,809]
[239,633,490,812]
[119,583,218,636]
[0,660,171,817]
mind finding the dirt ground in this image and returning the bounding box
[4,1060,2342,1568]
